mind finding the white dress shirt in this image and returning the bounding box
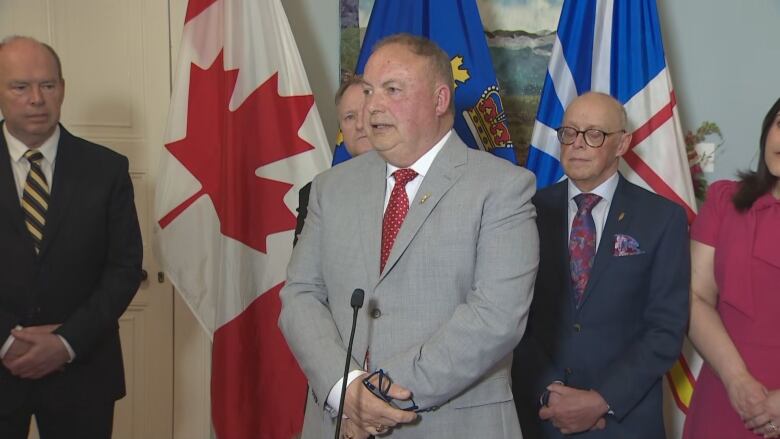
[4,123,59,198]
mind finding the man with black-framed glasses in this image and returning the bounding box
[512,92,689,438]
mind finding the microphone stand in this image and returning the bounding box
[334,289,365,439]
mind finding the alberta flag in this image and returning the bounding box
[526,0,701,437]
[332,0,517,165]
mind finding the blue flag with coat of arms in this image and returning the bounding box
[332,0,517,165]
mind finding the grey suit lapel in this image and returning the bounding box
[378,136,466,283]
[579,175,632,307]
[358,153,387,284]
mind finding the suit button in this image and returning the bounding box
[564,367,573,375]
[370,308,382,319]
[573,323,582,332]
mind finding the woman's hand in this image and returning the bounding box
[745,390,780,438]
[724,371,768,420]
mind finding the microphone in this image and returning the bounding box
[334,288,365,439]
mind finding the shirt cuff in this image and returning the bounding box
[0,329,20,358]
[57,335,76,363]
[0,328,75,362]
[325,370,366,417]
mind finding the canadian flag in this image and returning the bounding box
[154,0,332,437]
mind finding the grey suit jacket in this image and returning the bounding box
[280,133,538,438]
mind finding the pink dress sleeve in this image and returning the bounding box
[691,180,738,246]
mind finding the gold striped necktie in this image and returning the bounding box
[22,149,50,253]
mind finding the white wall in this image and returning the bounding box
[286,0,780,183]
[659,0,780,183]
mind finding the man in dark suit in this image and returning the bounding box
[0,36,142,438]
[512,92,689,438]
[294,73,372,245]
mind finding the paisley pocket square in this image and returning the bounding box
[613,234,645,256]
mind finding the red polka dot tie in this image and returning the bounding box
[380,168,418,272]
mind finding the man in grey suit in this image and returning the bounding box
[279,34,538,439]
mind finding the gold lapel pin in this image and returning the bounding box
[618,212,625,221]
[419,193,431,205]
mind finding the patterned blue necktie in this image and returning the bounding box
[569,193,601,307]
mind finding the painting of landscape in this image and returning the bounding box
[340,0,563,163]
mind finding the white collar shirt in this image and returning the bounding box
[383,129,450,211]
[4,124,60,201]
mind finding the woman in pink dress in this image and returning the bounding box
[684,97,780,439]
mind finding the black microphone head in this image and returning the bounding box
[350,289,365,309]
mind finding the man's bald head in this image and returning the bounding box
[0,36,63,80]
[566,92,628,131]
[559,92,632,192]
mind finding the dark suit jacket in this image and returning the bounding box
[512,175,689,439]
[0,123,142,413]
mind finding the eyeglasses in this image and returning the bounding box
[362,369,420,412]
[556,126,625,148]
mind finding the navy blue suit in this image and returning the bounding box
[512,175,689,438]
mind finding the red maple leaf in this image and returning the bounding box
[159,52,314,253]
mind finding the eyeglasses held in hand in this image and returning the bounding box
[362,369,420,412]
